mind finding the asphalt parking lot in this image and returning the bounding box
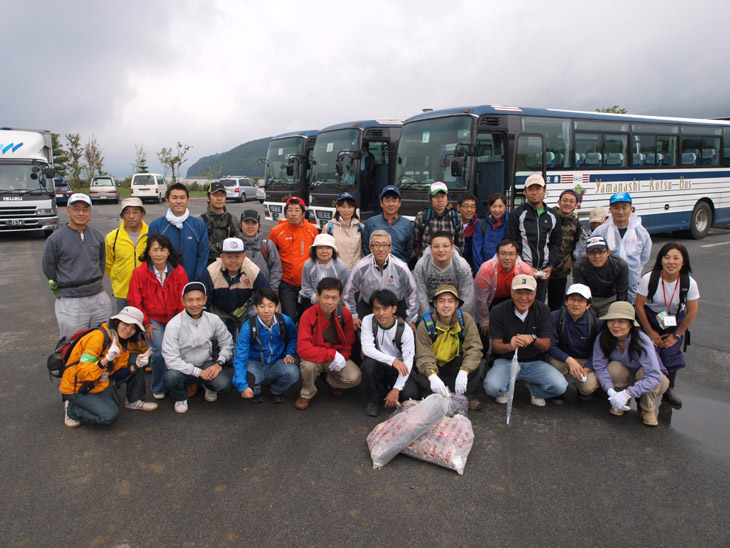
[1,198,728,548]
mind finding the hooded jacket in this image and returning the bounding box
[413,248,475,317]
[268,219,319,286]
[323,218,364,270]
[127,262,188,326]
[472,211,509,268]
[242,231,282,291]
[473,254,534,326]
[299,257,351,302]
[105,221,149,299]
[148,215,209,282]
[201,257,269,314]
[415,309,483,376]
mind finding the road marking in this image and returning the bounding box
[701,241,730,248]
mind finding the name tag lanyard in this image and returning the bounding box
[657,274,678,328]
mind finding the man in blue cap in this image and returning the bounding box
[591,192,652,303]
[362,185,414,262]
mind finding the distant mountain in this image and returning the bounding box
[186,137,272,178]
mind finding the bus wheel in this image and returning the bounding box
[689,201,712,239]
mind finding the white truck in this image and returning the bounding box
[0,127,58,236]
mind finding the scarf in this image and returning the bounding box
[166,208,189,229]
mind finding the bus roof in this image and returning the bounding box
[271,129,319,140]
[318,119,403,133]
[405,105,730,128]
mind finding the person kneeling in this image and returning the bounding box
[233,288,300,404]
[592,301,669,427]
[360,289,419,417]
[414,285,484,411]
[484,275,568,407]
[61,306,157,428]
[162,282,234,414]
[295,277,362,410]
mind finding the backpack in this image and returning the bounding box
[647,269,690,310]
[261,238,270,260]
[420,205,461,234]
[46,326,110,380]
[371,315,406,355]
[423,309,464,344]
[326,220,363,236]
[555,307,600,349]
[312,301,345,330]
[248,312,288,361]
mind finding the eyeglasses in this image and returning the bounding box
[370,243,391,249]
[498,251,517,257]
[68,206,90,212]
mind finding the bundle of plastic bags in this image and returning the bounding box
[367,393,475,475]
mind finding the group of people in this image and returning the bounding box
[42,176,699,429]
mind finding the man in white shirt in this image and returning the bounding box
[359,289,418,417]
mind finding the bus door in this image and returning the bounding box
[474,132,507,217]
[510,132,546,209]
[362,140,390,214]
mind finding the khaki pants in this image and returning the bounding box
[607,361,669,413]
[547,356,599,396]
[299,359,362,399]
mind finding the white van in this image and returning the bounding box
[130,173,166,203]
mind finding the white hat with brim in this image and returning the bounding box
[68,193,92,207]
[566,283,592,300]
[111,306,145,331]
[311,233,338,252]
[600,301,640,326]
[119,197,146,216]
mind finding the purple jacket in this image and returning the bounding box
[592,331,662,395]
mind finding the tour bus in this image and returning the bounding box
[395,105,730,238]
[262,130,318,222]
[0,127,57,236]
[308,119,402,228]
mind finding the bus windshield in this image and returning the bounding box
[264,137,306,187]
[396,116,472,190]
[0,164,47,193]
[310,128,360,187]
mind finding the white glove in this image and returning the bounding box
[135,354,149,367]
[607,388,631,411]
[329,351,346,372]
[454,371,469,395]
[105,342,121,363]
[429,374,449,397]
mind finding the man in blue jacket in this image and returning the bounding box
[148,183,209,282]
[232,288,299,403]
[362,186,414,262]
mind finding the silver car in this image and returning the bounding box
[89,176,119,204]
[220,176,257,202]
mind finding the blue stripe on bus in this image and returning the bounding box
[575,171,730,183]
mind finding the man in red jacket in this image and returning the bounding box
[295,277,361,410]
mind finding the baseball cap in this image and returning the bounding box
[524,174,546,188]
[221,237,244,253]
[380,185,401,198]
[566,283,592,300]
[336,192,357,203]
[111,306,145,331]
[429,181,449,196]
[585,235,608,252]
[207,181,226,194]
[600,301,639,326]
[119,197,145,217]
[609,191,632,204]
[511,274,537,291]
[240,209,260,223]
[311,233,338,252]
[285,196,306,211]
[589,206,608,223]
[68,193,92,207]
[431,284,463,306]
[182,281,206,296]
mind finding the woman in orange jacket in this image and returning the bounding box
[61,306,157,428]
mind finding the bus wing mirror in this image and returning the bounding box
[45,167,56,179]
[450,159,462,177]
[286,165,294,177]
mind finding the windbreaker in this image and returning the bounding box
[148,216,209,282]
[505,202,562,270]
[242,231,282,291]
[297,303,356,363]
[127,262,188,326]
[162,310,233,377]
[413,249,475,317]
[472,211,508,268]
[473,254,534,326]
[323,218,364,270]
[267,219,319,286]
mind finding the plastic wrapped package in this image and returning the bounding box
[401,413,474,475]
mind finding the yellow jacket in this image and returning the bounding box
[105,221,148,298]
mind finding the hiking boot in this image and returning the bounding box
[152,392,166,400]
[495,393,508,405]
[329,387,344,397]
[174,400,189,414]
[295,397,310,410]
[468,399,483,411]
[270,393,285,404]
[125,400,158,412]
[642,410,659,427]
[251,392,265,403]
[64,401,80,428]
[365,402,379,417]
[528,385,546,407]
[609,407,624,416]
[663,387,683,409]
[548,395,565,406]
[204,388,218,402]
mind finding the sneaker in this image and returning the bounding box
[495,393,508,405]
[270,393,285,404]
[527,386,546,407]
[251,392,265,403]
[468,399,484,411]
[174,400,188,414]
[365,402,379,417]
[125,400,158,412]
[64,401,80,428]
[204,388,218,402]
[152,392,166,400]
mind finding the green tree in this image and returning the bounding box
[202,164,223,181]
[158,142,192,182]
[51,133,68,178]
[132,145,149,173]
[65,133,84,186]
[596,105,628,114]
[157,146,172,180]
[82,135,105,181]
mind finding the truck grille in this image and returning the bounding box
[0,206,36,218]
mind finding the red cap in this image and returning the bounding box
[285,196,306,211]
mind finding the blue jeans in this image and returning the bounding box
[115,297,128,313]
[164,361,233,402]
[64,387,119,426]
[484,358,568,399]
[247,359,300,396]
[146,319,167,394]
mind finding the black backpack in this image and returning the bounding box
[248,312,288,349]
[371,316,406,355]
[555,307,600,349]
[647,269,690,309]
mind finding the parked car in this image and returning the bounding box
[220,176,257,202]
[256,185,265,203]
[130,173,166,203]
[54,176,74,206]
[89,176,119,204]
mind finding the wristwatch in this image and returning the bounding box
[531,334,537,341]
[673,333,681,340]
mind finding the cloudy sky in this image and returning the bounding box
[4,0,730,177]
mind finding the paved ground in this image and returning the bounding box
[1,199,728,548]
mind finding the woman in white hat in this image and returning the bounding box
[591,301,669,426]
[60,306,157,428]
[298,233,351,314]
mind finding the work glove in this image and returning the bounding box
[329,351,346,372]
[105,339,121,363]
[607,388,631,411]
[136,353,150,367]
[454,370,469,395]
[429,374,449,397]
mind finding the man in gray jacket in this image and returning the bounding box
[162,282,234,413]
[42,193,112,338]
[240,209,282,292]
[413,231,475,317]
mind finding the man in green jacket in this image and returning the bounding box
[414,284,483,410]
[201,181,241,264]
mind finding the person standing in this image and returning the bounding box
[548,189,585,311]
[148,183,209,282]
[323,192,364,270]
[362,185,414,262]
[267,196,319,321]
[505,174,562,304]
[201,181,241,264]
[240,209,282,292]
[359,142,377,209]
[572,235,629,316]
[412,182,464,257]
[43,193,113,339]
[105,198,148,312]
[456,193,479,272]
[472,193,509,269]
